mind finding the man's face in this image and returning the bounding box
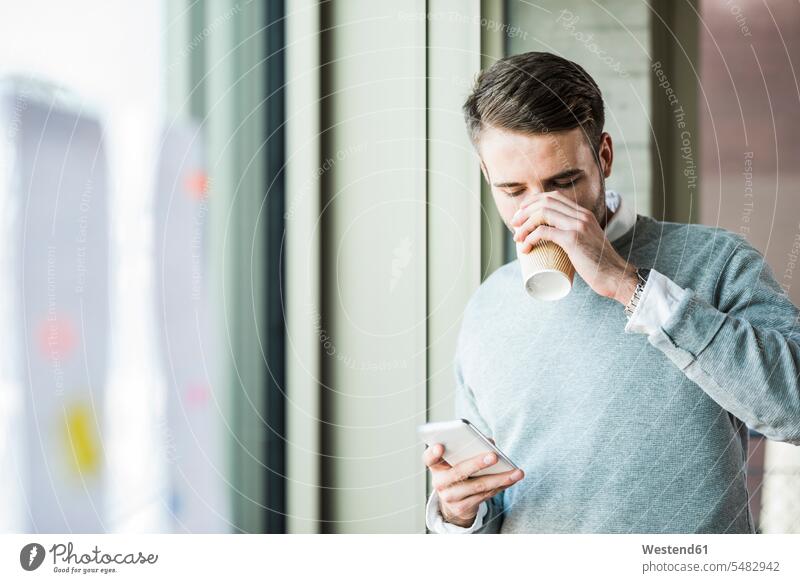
[477,126,613,234]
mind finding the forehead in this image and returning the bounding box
[478,126,590,177]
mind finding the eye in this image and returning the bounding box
[554,177,581,189]
[505,189,525,197]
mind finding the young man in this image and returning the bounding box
[422,51,800,533]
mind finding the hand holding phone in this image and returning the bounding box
[419,419,525,528]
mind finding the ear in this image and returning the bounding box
[597,132,613,179]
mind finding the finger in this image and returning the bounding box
[511,191,585,226]
[511,199,541,226]
[442,470,523,505]
[533,189,585,210]
[537,194,590,221]
[523,194,590,225]
[456,484,506,509]
[519,224,572,253]
[441,487,505,522]
[439,468,525,505]
[513,205,583,243]
[422,443,451,471]
[513,207,580,244]
[438,451,499,489]
[511,194,587,234]
[511,203,533,227]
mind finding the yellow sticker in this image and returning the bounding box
[62,402,101,477]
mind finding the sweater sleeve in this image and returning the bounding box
[426,349,506,533]
[640,239,800,445]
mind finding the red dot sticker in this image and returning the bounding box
[185,171,209,201]
[185,383,210,408]
[37,315,77,361]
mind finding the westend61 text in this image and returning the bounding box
[642,544,708,555]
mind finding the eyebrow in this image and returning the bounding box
[493,168,584,189]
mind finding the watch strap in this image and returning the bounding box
[624,268,650,320]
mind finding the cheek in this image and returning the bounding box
[563,179,598,207]
[490,191,518,224]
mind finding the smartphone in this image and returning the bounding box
[417,418,519,477]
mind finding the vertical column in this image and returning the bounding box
[650,0,700,223]
[426,1,483,430]
[425,0,485,533]
[203,0,270,533]
[480,0,513,269]
[285,0,498,532]
[286,0,322,533]
[319,0,428,533]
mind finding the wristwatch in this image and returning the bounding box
[624,267,651,320]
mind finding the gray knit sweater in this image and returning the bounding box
[451,214,800,533]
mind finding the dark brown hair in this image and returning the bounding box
[463,51,605,151]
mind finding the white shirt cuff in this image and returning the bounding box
[425,489,487,534]
[624,269,684,336]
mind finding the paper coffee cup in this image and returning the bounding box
[516,240,575,301]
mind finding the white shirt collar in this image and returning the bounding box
[603,189,636,243]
